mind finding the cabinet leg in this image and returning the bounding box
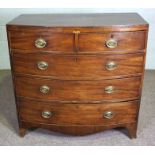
[126,123,137,139]
[19,127,27,137]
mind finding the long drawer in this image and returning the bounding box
[15,76,141,102]
[12,53,144,80]
[9,30,146,53]
[18,98,139,126]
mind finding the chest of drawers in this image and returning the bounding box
[7,13,149,138]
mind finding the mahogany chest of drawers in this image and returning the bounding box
[7,13,149,138]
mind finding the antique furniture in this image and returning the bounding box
[7,13,149,138]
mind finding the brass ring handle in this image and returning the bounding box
[35,38,47,48]
[37,61,48,70]
[104,86,114,94]
[105,61,117,71]
[106,39,117,48]
[42,111,52,119]
[40,85,50,94]
[104,111,114,119]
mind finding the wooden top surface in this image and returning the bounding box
[7,13,148,27]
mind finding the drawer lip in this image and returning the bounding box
[16,96,141,104]
[17,98,140,126]
[14,73,143,81]
[17,96,140,104]
[10,49,146,54]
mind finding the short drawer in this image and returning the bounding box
[8,31,74,53]
[18,98,139,126]
[15,76,141,102]
[12,53,144,80]
[79,31,146,53]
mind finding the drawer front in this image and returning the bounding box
[9,31,146,53]
[9,31,74,53]
[79,31,146,53]
[15,76,141,102]
[18,98,139,126]
[12,53,144,80]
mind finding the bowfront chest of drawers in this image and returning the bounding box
[7,13,149,138]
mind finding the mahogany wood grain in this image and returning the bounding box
[19,128,27,137]
[9,31,74,52]
[15,76,141,102]
[19,121,138,137]
[7,13,148,32]
[126,122,138,138]
[18,98,139,126]
[7,13,149,138]
[79,31,146,52]
[12,52,144,80]
[8,31,146,53]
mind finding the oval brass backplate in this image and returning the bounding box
[106,39,118,49]
[35,38,47,48]
[37,61,48,70]
[104,111,114,119]
[105,61,117,71]
[40,85,50,94]
[104,86,114,94]
[42,111,52,119]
